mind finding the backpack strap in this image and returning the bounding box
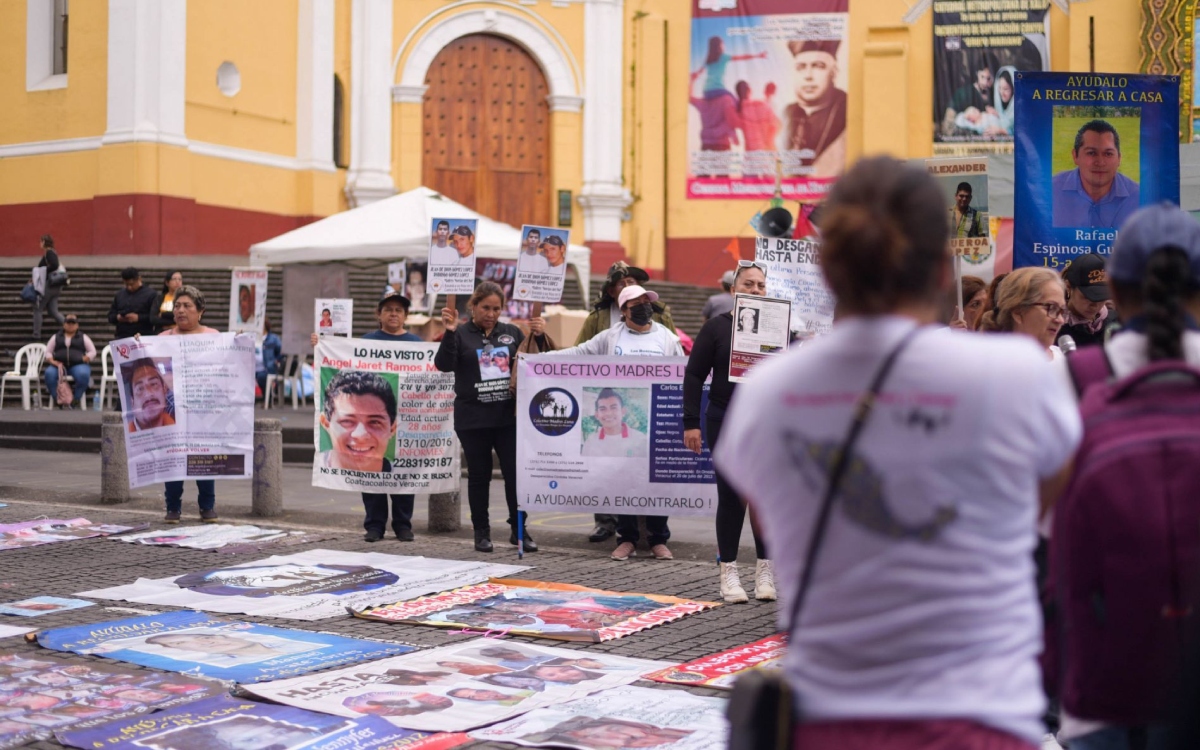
[1066,345,1114,398]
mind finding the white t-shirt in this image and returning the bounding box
[612,325,678,356]
[517,251,549,273]
[430,243,471,266]
[714,316,1082,745]
[1105,328,1200,377]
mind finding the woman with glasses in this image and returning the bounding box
[683,259,774,603]
[978,267,1069,360]
[43,314,96,409]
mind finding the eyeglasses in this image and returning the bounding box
[1026,302,1067,321]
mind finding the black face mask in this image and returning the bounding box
[627,303,653,326]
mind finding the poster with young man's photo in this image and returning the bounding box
[228,268,268,339]
[513,225,570,303]
[427,218,478,296]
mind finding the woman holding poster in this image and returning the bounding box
[156,286,221,524]
[436,282,538,553]
[683,261,774,605]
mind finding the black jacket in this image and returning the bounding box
[683,312,736,431]
[1057,314,1120,348]
[37,249,60,273]
[149,291,175,332]
[434,320,525,430]
[107,285,157,339]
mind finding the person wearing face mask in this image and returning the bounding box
[545,285,684,560]
[1058,253,1119,347]
[683,261,775,603]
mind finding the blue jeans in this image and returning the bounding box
[164,480,215,514]
[44,364,90,405]
[1069,725,1171,750]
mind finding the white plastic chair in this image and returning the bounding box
[291,354,312,409]
[98,345,119,410]
[264,354,293,410]
[1,344,48,410]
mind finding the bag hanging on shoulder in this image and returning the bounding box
[726,327,921,750]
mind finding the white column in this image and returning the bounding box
[103,0,187,146]
[578,0,630,243]
[296,0,336,172]
[344,0,395,207]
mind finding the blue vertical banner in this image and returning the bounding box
[1013,72,1180,270]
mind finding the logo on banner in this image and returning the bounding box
[529,388,579,436]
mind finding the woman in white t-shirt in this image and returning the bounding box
[715,156,1081,750]
[978,267,1069,361]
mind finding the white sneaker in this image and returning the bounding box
[755,559,777,601]
[720,562,749,603]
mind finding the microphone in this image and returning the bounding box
[1057,335,1077,355]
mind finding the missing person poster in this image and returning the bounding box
[754,236,835,336]
[478,258,534,321]
[77,549,528,621]
[468,685,729,750]
[312,335,459,494]
[244,640,668,733]
[56,693,472,750]
[110,332,255,488]
[926,157,991,258]
[427,218,478,296]
[513,225,570,303]
[644,634,786,689]
[1013,72,1181,269]
[933,2,1049,154]
[388,261,407,291]
[729,294,791,382]
[229,267,268,338]
[688,0,849,201]
[315,298,353,337]
[37,610,410,684]
[516,355,717,516]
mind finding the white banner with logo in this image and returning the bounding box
[110,333,255,488]
[516,355,717,516]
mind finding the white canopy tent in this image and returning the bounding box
[249,186,591,299]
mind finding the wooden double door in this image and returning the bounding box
[422,34,552,227]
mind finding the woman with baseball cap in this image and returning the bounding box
[1059,253,1119,347]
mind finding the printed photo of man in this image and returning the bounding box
[783,39,846,178]
[541,235,568,278]
[237,285,255,325]
[319,308,333,328]
[950,182,985,238]
[428,220,459,266]
[942,59,995,136]
[449,225,476,264]
[581,388,648,458]
[318,370,399,473]
[1052,119,1140,228]
[122,358,176,433]
[517,227,548,273]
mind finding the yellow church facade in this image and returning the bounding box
[0,0,1155,283]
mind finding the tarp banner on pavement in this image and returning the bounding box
[110,332,256,487]
[933,2,1049,155]
[352,579,719,643]
[688,0,849,201]
[644,634,786,689]
[56,693,472,750]
[0,650,223,750]
[37,610,410,683]
[312,336,459,494]
[114,524,324,552]
[0,597,93,616]
[468,685,728,750]
[754,236,834,336]
[1013,72,1181,269]
[516,355,717,516]
[245,639,669,732]
[77,550,529,621]
[0,519,144,551]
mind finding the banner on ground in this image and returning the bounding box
[37,610,410,683]
[468,685,729,750]
[312,336,459,494]
[644,634,786,689]
[56,693,471,750]
[110,332,256,488]
[0,519,144,551]
[115,524,323,552]
[0,625,34,639]
[315,298,353,337]
[427,218,478,296]
[1014,72,1181,269]
[513,225,570,304]
[688,0,849,201]
[352,579,719,643]
[729,294,791,382]
[245,639,669,732]
[77,550,529,621]
[0,651,223,750]
[516,355,717,516]
[933,1,1049,155]
[754,236,835,336]
[229,267,269,339]
[0,597,93,616]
